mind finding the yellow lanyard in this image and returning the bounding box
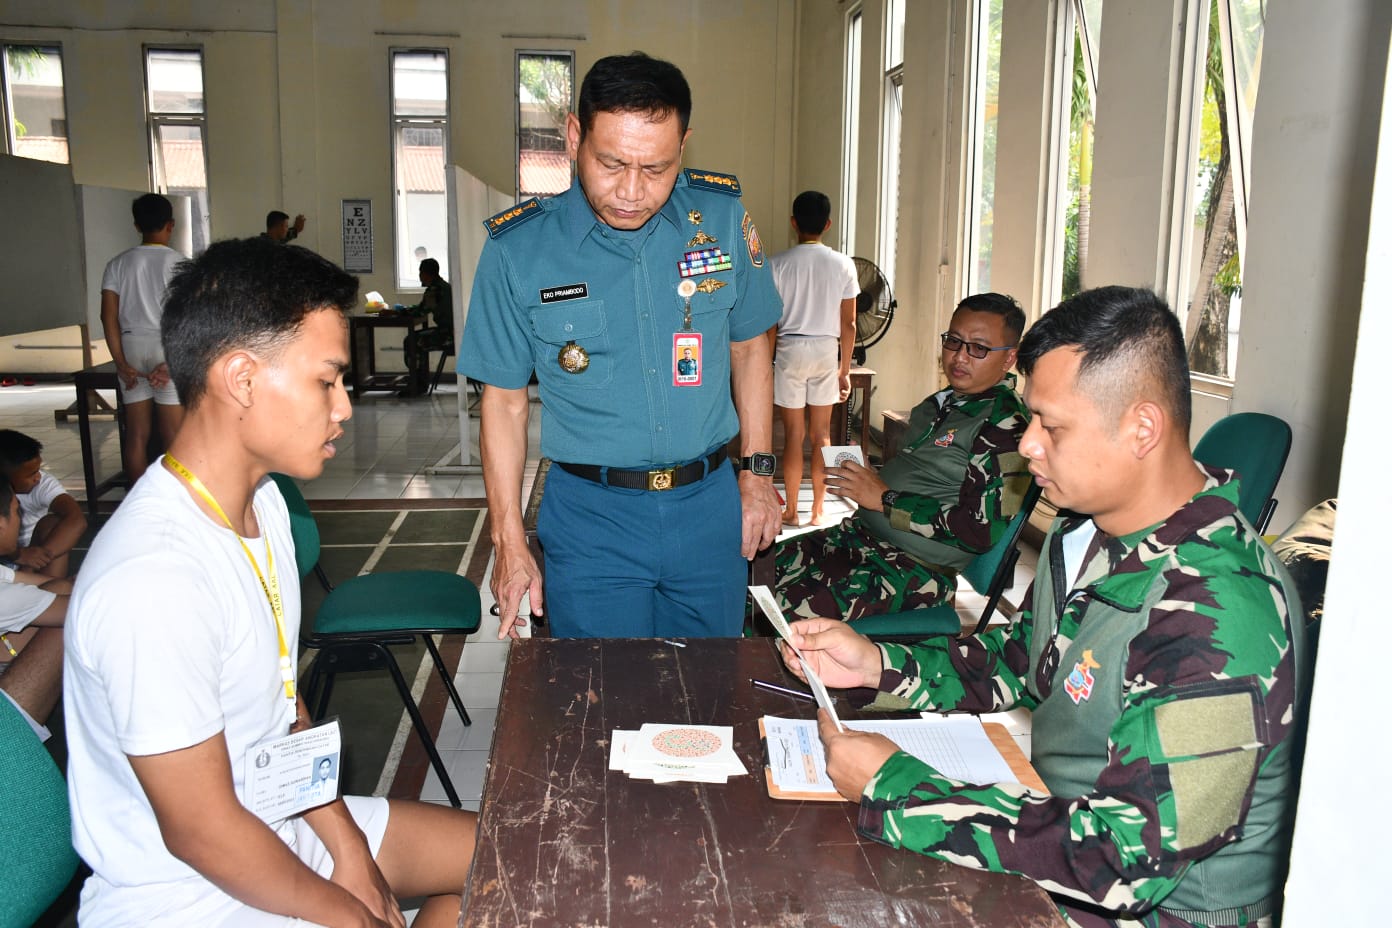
[165,455,295,703]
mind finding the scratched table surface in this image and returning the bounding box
[460,637,1067,928]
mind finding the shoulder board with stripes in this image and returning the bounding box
[483,198,544,238]
[683,169,742,197]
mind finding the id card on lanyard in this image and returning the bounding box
[243,718,344,821]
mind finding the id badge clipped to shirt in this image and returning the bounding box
[673,332,703,387]
[243,718,343,822]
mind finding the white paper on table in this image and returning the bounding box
[820,445,866,468]
[748,585,845,731]
[762,715,1018,794]
[620,723,747,781]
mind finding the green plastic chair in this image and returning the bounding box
[270,473,481,808]
[1193,412,1292,534]
[847,481,1043,642]
[0,695,79,928]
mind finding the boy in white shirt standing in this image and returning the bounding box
[100,192,185,481]
[767,191,860,526]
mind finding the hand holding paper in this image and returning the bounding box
[749,586,845,731]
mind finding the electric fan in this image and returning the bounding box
[851,257,895,364]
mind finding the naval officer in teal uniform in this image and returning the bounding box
[460,52,784,639]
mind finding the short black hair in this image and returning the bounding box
[956,292,1027,345]
[0,475,13,521]
[419,258,440,278]
[791,191,832,236]
[1018,285,1191,433]
[132,193,173,235]
[577,52,692,139]
[0,429,41,473]
[162,237,358,409]
[266,210,290,230]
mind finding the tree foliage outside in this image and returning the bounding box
[518,54,571,149]
[1061,30,1093,301]
[1187,0,1249,379]
[973,0,1004,291]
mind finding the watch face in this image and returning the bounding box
[750,452,776,476]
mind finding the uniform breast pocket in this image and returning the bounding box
[529,301,613,388]
[686,280,737,331]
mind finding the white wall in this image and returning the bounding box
[1229,0,1389,532]
[1282,31,1391,928]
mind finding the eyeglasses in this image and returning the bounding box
[939,332,1015,360]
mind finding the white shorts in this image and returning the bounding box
[0,580,57,633]
[774,336,840,409]
[209,795,392,927]
[118,332,181,406]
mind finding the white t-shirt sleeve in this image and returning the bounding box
[78,551,229,757]
[839,254,860,300]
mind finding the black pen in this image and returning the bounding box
[750,678,816,702]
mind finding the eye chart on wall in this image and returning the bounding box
[342,199,372,273]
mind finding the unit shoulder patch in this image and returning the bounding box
[684,168,742,197]
[483,198,544,238]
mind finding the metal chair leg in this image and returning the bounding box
[369,642,462,809]
[423,635,471,726]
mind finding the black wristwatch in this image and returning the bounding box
[740,452,776,476]
[881,489,901,512]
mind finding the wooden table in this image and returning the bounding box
[461,637,1066,927]
[348,312,419,395]
[73,361,128,516]
[831,365,875,450]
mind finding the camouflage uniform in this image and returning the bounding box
[403,277,454,394]
[776,374,1030,621]
[853,470,1303,927]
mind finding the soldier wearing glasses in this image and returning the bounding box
[776,292,1031,622]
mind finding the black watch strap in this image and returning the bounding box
[740,452,776,476]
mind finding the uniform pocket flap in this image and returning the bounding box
[530,302,606,344]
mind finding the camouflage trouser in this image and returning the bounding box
[403,326,453,391]
[774,516,955,622]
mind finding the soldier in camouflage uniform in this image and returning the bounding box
[776,293,1031,622]
[782,287,1304,928]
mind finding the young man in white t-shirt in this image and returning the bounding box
[0,428,86,580]
[766,191,860,526]
[0,474,68,742]
[100,192,185,482]
[66,237,475,927]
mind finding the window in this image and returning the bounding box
[877,0,906,289]
[1057,0,1102,302]
[965,0,1004,293]
[1181,0,1264,381]
[146,48,210,253]
[392,49,449,289]
[3,44,69,164]
[516,51,573,199]
[840,7,863,255]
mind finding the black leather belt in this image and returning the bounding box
[557,450,727,491]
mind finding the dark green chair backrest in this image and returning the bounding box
[1193,412,1292,533]
[269,473,321,579]
[0,695,79,927]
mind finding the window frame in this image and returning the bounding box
[962,0,1004,295]
[514,48,574,201]
[876,0,906,291]
[840,5,863,256]
[389,46,451,290]
[143,45,211,252]
[2,42,71,164]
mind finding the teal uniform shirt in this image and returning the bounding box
[459,171,783,468]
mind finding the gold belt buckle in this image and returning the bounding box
[647,468,676,491]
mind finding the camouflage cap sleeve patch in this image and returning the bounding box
[684,168,742,197]
[483,198,543,238]
[742,210,765,267]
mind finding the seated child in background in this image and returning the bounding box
[0,429,87,580]
[0,474,70,741]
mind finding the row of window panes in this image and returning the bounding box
[842,0,1260,383]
